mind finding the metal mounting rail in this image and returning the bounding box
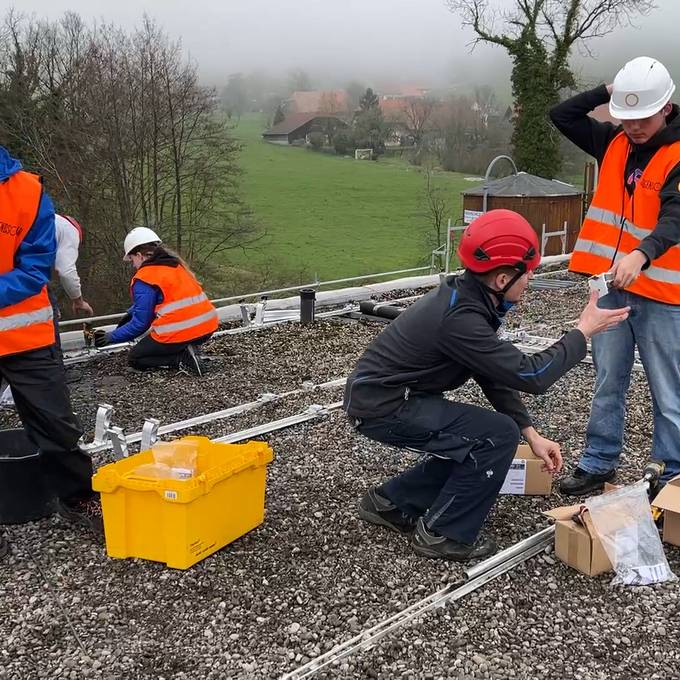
[62,307,358,366]
[503,331,643,373]
[214,402,343,444]
[82,379,347,454]
[81,330,615,455]
[281,526,555,679]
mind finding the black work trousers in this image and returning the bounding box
[355,393,520,544]
[0,345,94,503]
[128,333,211,370]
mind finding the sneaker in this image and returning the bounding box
[559,467,616,496]
[178,344,204,377]
[57,496,104,536]
[0,534,9,560]
[411,518,497,561]
[358,487,417,535]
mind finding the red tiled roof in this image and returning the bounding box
[289,90,350,114]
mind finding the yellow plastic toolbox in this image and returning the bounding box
[92,436,274,569]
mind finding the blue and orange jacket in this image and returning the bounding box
[0,147,57,356]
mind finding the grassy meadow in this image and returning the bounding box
[218,114,474,289]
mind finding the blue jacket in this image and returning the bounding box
[108,280,160,344]
[0,147,57,309]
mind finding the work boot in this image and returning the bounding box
[57,496,104,536]
[411,518,497,561]
[358,487,417,535]
[559,467,616,496]
[178,344,204,377]
[0,534,9,560]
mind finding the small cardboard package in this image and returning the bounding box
[498,444,552,495]
[651,475,680,546]
[543,503,612,577]
[543,484,619,577]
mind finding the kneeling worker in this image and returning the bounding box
[344,210,630,561]
[94,227,219,375]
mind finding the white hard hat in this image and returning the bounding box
[610,56,675,120]
[123,226,161,259]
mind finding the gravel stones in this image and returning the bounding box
[2,278,680,679]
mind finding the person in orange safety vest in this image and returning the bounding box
[0,146,101,561]
[92,227,218,376]
[551,56,680,494]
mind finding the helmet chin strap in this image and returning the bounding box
[480,265,526,306]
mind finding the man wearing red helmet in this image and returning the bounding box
[344,209,629,561]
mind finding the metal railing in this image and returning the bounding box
[58,265,433,329]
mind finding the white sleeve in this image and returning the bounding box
[54,215,82,300]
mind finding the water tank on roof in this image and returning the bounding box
[462,163,584,256]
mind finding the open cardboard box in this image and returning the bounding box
[652,475,680,546]
[542,483,618,577]
[499,444,553,496]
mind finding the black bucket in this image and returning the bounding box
[0,429,57,524]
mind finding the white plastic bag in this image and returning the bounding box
[586,481,676,586]
[151,441,198,480]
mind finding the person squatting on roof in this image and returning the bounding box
[93,227,219,377]
[551,56,680,495]
[0,145,102,560]
[344,210,630,561]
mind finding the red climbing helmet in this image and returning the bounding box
[457,209,540,274]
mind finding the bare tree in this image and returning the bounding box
[0,11,259,311]
[401,98,436,146]
[446,0,655,176]
[421,164,451,252]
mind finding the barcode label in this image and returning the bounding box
[164,490,178,501]
[499,459,527,494]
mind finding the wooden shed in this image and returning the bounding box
[461,172,584,256]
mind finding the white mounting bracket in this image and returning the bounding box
[107,426,129,460]
[93,404,114,444]
[140,418,160,451]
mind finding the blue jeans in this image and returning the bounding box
[580,288,680,480]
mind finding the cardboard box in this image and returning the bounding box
[498,444,552,495]
[544,503,612,576]
[652,475,680,546]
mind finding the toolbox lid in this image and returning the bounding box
[92,436,273,502]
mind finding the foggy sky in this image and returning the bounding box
[9,0,680,94]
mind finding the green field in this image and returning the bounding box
[226,114,471,285]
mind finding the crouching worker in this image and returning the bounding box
[344,210,630,561]
[94,227,219,376]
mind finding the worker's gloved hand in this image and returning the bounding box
[93,329,109,348]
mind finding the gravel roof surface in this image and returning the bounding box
[2,276,679,680]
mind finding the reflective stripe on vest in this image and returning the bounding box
[0,304,53,332]
[570,131,680,304]
[153,309,218,336]
[157,292,209,317]
[0,170,56,356]
[574,238,680,284]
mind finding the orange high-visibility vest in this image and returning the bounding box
[132,263,218,344]
[0,171,55,356]
[570,131,680,304]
